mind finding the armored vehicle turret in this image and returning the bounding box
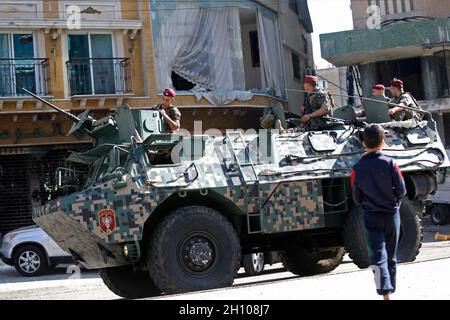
[27,89,449,298]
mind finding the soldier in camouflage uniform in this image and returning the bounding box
[152,88,181,133]
[148,88,182,164]
[388,78,422,121]
[300,75,333,130]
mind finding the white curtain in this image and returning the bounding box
[154,4,245,92]
[256,8,285,98]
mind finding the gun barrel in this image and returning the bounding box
[22,88,80,123]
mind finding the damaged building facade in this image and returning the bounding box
[0,0,314,234]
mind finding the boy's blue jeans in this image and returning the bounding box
[363,210,401,296]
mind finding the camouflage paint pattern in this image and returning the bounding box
[32,114,450,268]
[260,180,324,233]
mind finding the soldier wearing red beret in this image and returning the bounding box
[300,75,333,130]
[151,88,181,133]
[372,84,387,99]
[388,78,422,121]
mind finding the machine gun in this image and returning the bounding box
[22,88,162,145]
[22,88,97,138]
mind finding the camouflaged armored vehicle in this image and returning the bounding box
[26,89,449,298]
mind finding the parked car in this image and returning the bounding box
[242,251,280,276]
[0,225,73,276]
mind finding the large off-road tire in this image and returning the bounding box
[430,204,449,226]
[278,246,345,276]
[147,206,241,294]
[343,206,370,269]
[344,198,423,269]
[100,266,161,299]
[243,252,265,276]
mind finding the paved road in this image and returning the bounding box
[1,216,449,300]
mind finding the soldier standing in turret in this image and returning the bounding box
[300,75,333,130]
[152,88,181,133]
[388,78,422,121]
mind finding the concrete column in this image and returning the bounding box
[434,113,446,146]
[421,56,440,100]
[446,53,450,97]
[358,63,377,99]
[338,67,348,107]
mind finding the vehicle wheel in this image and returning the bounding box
[397,199,423,263]
[13,245,48,277]
[100,265,161,299]
[278,246,345,276]
[147,206,241,294]
[243,252,265,276]
[430,205,449,226]
[343,205,370,269]
[344,198,423,269]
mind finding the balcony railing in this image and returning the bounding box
[66,58,132,96]
[0,58,50,97]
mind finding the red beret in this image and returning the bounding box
[304,75,317,84]
[163,88,176,97]
[390,78,403,88]
[373,84,385,90]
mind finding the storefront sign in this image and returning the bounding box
[15,123,64,141]
[0,123,84,143]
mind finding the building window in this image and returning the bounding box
[0,33,50,97]
[66,33,131,96]
[249,31,260,68]
[289,0,299,15]
[292,51,301,80]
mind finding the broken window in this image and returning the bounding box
[292,51,301,80]
[249,31,260,68]
[151,1,285,98]
[171,71,195,91]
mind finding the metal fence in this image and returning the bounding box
[0,58,50,97]
[66,58,132,96]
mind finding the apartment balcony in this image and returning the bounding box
[0,58,50,98]
[66,58,132,97]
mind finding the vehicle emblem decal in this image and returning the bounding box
[98,209,117,233]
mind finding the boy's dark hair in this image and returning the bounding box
[363,124,385,149]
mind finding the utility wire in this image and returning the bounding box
[315,73,348,93]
